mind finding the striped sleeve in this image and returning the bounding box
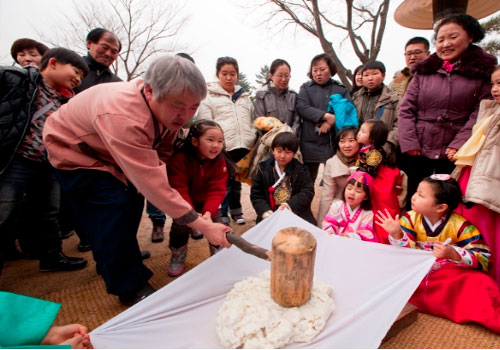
[454,220,491,272]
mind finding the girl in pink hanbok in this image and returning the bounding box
[322,171,378,242]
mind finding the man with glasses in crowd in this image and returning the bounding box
[389,37,430,97]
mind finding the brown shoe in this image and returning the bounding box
[151,223,164,243]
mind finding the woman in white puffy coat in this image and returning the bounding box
[198,56,256,225]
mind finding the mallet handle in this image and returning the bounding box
[226,232,271,261]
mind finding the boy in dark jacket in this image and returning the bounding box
[0,48,89,274]
[250,132,316,225]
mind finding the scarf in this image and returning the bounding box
[442,60,455,73]
[336,149,357,167]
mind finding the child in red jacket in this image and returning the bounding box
[166,119,230,277]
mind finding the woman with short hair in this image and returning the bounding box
[398,13,497,208]
[296,53,351,183]
[254,58,300,134]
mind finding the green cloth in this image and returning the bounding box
[0,292,69,348]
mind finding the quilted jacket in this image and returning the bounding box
[0,66,40,174]
[398,45,497,159]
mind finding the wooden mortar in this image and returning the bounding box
[270,227,317,307]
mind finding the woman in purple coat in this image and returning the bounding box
[398,14,497,208]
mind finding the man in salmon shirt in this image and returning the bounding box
[43,55,232,306]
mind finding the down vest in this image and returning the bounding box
[197,82,256,152]
[0,66,40,174]
[398,45,497,159]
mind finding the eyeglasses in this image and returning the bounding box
[273,74,290,79]
[404,49,427,57]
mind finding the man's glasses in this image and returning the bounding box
[404,50,427,57]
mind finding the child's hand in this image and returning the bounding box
[41,324,90,348]
[375,209,402,239]
[279,203,291,211]
[262,210,273,219]
[445,147,457,161]
[433,242,461,261]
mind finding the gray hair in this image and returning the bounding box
[144,55,207,101]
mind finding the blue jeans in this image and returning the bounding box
[146,201,166,224]
[0,154,61,262]
[53,167,152,296]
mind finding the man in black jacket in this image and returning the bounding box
[59,28,122,251]
[75,28,122,93]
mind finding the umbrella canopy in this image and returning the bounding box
[394,0,500,29]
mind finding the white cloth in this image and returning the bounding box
[90,210,435,348]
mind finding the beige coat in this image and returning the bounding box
[317,155,351,225]
[459,100,500,213]
[198,82,256,152]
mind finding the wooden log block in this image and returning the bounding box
[270,227,317,307]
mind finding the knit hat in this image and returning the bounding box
[347,171,374,189]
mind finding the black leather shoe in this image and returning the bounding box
[39,252,87,272]
[141,250,151,260]
[119,283,157,306]
[78,241,91,252]
[60,230,75,240]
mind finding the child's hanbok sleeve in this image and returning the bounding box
[348,209,377,242]
[322,200,343,235]
[451,219,490,272]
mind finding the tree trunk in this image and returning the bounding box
[270,227,317,307]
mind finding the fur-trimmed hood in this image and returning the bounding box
[412,44,497,80]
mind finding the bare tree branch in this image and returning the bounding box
[260,0,391,88]
[37,0,189,81]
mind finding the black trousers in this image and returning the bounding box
[53,167,152,296]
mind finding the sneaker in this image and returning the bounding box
[190,229,203,240]
[168,245,187,277]
[39,251,87,272]
[118,283,157,306]
[231,213,246,225]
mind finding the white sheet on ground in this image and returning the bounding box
[90,209,435,349]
